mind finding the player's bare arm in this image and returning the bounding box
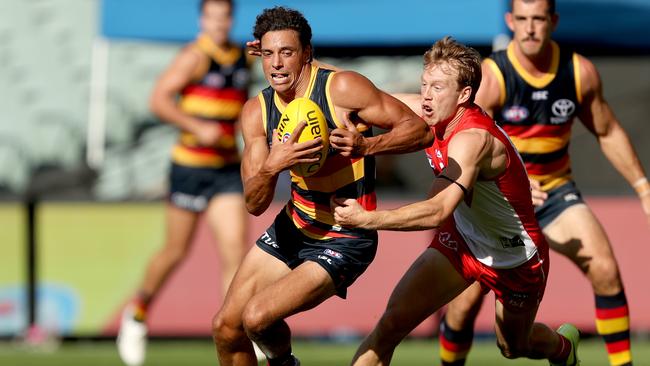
[240,98,323,215]
[392,93,423,117]
[328,71,433,157]
[576,54,650,220]
[149,47,223,146]
[333,130,494,230]
[474,59,503,118]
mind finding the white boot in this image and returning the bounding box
[116,307,147,366]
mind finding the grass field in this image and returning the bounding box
[1,337,649,365]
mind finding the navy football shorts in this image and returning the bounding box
[535,181,586,228]
[169,162,242,212]
[256,209,378,299]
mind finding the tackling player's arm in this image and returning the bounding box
[474,59,503,118]
[149,46,222,146]
[328,71,433,157]
[392,93,423,117]
[576,54,650,221]
[240,98,324,216]
[333,130,494,230]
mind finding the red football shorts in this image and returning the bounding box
[429,221,549,313]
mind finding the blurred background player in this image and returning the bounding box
[116,0,260,365]
[334,36,580,366]
[211,6,432,366]
[436,1,650,366]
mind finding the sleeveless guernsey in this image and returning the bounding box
[486,42,581,191]
[258,66,376,240]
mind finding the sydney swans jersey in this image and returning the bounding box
[259,66,377,240]
[487,42,581,191]
[173,35,250,168]
[425,106,547,268]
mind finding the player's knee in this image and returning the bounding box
[375,310,410,343]
[241,302,270,338]
[589,258,622,292]
[161,243,188,265]
[212,310,242,347]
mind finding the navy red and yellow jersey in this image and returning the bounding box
[172,34,250,168]
[487,41,582,191]
[258,66,377,240]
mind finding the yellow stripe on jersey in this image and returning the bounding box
[485,58,507,107]
[196,34,241,66]
[283,206,338,240]
[292,158,365,192]
[529,161,572,191]
[258,93,268,134]
[609,350,632,366]
[596,317,630,335]
[573,53,583,104]
[179,95,243,120]
[171,146,238,167]
[509,132,571,154]
[507,41,560,89]
[291,199,337,226]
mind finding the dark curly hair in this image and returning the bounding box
[253,6,312,51]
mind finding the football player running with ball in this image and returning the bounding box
[211,6,432,366]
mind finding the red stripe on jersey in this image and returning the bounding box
[179,145,225,155]
[358,192,377,210]
[605,339,631,354]
[596,306,629,320]
[524,154,570,175]
[288,206,355,238]
[291,190,331,213]
[182,85,247,102]
[440,336,471,352]
[503,123,572,139]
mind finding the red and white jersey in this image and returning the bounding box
[425,105,547,268]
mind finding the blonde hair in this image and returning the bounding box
[423,37,482,103]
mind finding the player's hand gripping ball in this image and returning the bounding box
[277,97,329,177]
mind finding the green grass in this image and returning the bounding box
[1,337,648,365]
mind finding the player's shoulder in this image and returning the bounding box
[242,96,262,115]
[329,70,375,92]
[572,52,601,97]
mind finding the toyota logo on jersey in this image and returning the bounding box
[550,99,576,124]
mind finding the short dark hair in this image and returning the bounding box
[200,0,233,13]
[423,37,482,103]
[253,6,312,50]
[510,0,556,15]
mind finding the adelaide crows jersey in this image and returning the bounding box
[258,66,377,240]
[173,35,250,168]
[487,41,582,191]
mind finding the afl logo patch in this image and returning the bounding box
[204,72,225,88]
[550,99,575,124]
[502,106,529,122]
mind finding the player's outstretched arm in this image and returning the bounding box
[329,71,433,157]
[576,55,650,223]
[333,130,490,230]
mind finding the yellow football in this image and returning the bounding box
[277,97,329,177]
